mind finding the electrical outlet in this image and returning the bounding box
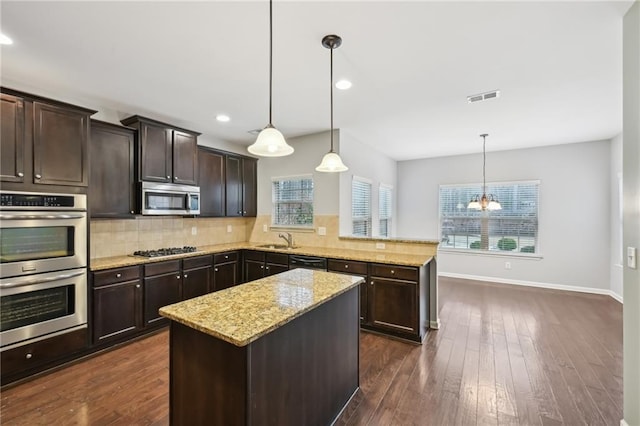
[318,227,326,236]
[376,242,386,250]
[191,226,197,236]
[505,262,511,270]
[227,225,232,233]
[263,224,268,232]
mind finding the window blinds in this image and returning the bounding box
[272,176,314,227]
[439,181,539,252]
[379,185,392,237]
[352,177,372,236]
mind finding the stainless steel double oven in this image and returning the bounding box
[0,191,87,350]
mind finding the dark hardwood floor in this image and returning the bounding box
[0,277,622,425]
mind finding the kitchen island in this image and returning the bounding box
[159,268,363,426]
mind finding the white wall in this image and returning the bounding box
[338,130,397,236]
[623,2,640,424]
[256,130,340,216]
[610,133,624,301]
[397,140,612,291]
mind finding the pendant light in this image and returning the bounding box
[316,34,348,172]
[247,0,294,157]
[468,134,502,211]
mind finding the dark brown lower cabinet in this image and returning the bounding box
[93,279,143,343]
[327,259,369,324]
[213,251,239,291]
[182,255,213,300]
[242,250,289,282]
[144,261,182,326]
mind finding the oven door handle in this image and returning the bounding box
[0,214,85,220]
[0,270,85,288]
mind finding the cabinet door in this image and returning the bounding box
[214,261,239,291]
[225,155,242,217]
[0,94,25,183]
[182,266,212,300]
[144,272,182,325]
[172,131,198,186]
[244,259,265,282]
[242,158,257,217]
[93,280,142,344]
[265,263,288,277]
[140,122,172,182]
[369,277,418,334]
[198,148,225,217]
[90,122,136,218]
[33,101,89,186]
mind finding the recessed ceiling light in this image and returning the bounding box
[0,33,14,45]
[335,79,352,90]
[216,114,230,122]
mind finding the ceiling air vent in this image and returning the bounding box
[467,90,500,103]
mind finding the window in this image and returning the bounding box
[352,177,372,236]
[272,176,314,228]
[379,184,393,237]
[439,181,539,253]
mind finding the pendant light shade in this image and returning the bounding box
[316,34,348,173]
[468,134,502,211]
[247,0,294,157]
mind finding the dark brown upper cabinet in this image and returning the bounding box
[1,88,95,190]
[89,120,136,218]
[120,115,200,186]
[197,147,225,217]
[226,155,257,217]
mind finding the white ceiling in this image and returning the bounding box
[0,1,632,161]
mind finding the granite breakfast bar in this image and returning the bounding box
[159,268,363,426]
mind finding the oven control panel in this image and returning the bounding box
[0,192,86,210]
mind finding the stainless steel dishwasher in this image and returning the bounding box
[289,255,327,271]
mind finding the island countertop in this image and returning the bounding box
[159,268,363,347]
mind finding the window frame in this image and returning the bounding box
[438,180,541,257]
[379,183,393,237]
[271,174,314,229]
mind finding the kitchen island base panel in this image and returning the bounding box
[169,286,359,426]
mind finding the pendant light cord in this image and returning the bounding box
[482,134,486,194]
[268,0,273,125]
[330,44,334,152]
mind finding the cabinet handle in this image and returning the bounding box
[166,175,171,179]
[17,172,24,177]
[184,273,188,278]
[35,174,42,179]
[391,270,395,274]
[243,211,247,215]
[136,284,140,288]
[225,255,229,259]
[130,210,134,214]
[25,353,33,359]
[237,211,241,215]
[116,273,122,278]
[370,281,374,286]
[214,268,219,272]
[345,265,349,269]
[266,266,270,270]
[260,265,264,269]
[176,275,181,279]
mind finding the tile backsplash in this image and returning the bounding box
[90,217,254,259]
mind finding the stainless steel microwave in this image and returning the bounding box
[140,182,200,216]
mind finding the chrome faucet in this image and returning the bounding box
[279,232,294,248]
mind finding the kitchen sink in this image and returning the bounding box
[255,244,298,250]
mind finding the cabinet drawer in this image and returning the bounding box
[215,251,238,264]
[370,264,418,282]
[1,328,88,379]
[145,260,181,277]
[93,266,140,287]
[242,250,264,262]
[328,259,368,275]
[265,252,289,266]
[183,254,213,270]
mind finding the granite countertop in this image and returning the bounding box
[159,268,363,347]
[90,243,434,271]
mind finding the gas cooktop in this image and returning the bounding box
[132,246,198,258]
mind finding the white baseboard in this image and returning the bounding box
[439,272,623,303]
[429,320,440,329]
[620,419,628,426]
